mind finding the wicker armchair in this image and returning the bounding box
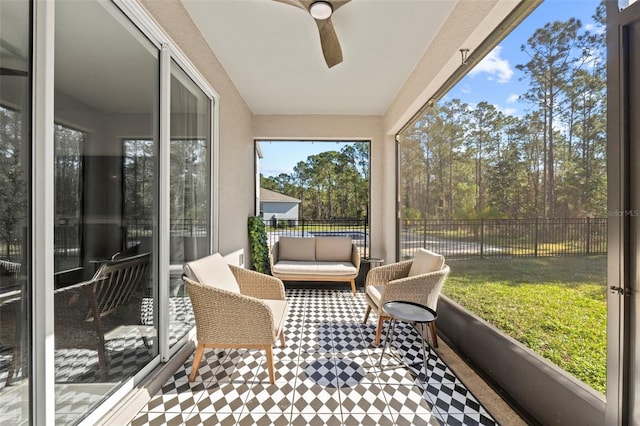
[183,253,288,384]
[363,249,450,347]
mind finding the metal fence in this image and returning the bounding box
[264,218,370,258]
[400,218,607,260]
[49,217,607,266]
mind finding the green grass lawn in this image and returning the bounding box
[443,256,607,394]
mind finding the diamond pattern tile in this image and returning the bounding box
[128,288,497,425]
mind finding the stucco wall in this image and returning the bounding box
[139,0,255,256]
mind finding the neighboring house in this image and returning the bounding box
[260,188,301,221]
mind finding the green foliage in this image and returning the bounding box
[398,5,607,220]
[403,207,422,221]
[443,256,607,393]
[457,206,506,220]
[261,142,369,220]
[248,216,271,274]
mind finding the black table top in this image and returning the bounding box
[382,300,437,323]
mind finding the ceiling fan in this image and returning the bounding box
[274,0,351,68]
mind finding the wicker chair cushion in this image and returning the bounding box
[278,237,316,261]
[408,249,445,277]
[315,236,353,262]
[262,299,288,335]
[365,285,385,308]
[183,253,240,294]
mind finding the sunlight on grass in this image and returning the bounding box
[443,256,607,394]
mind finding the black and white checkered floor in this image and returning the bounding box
[130,288,497,426]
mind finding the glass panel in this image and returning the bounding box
[168,61,211,346]
[55,124,83,272]
[0,0,31,423]
[54,1,159,423]
[398,0,607,394]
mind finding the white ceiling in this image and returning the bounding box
[182,0,460,116]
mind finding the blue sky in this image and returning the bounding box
[260,0,603,178]
[446,0,603,116]
[259,141,357,177]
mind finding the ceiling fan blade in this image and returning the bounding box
[274,0,349,68]
[330,0,351,12]
[315,17,342,68]
[273,0,306,12]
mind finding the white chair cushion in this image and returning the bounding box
[263,299,289,336]
[365,285,385,309]
[271,261,357,277]
[183,253,240,294]
[278,237,316,261]
[408,248,445,277]
[315,236,353,262]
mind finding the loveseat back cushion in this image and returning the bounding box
[408,248,445,277]
[183,253,240,294]
[315,236,353,262]
[278,237,316,261]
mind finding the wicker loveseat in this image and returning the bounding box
[270,236,361,295]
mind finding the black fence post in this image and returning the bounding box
[480,219,485,259]
[534,217,539,257]
[301,219,305,237]
[586,217,591,255]
[363,217,368,258]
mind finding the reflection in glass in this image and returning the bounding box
[0,0,31,423]
[168,61,211,346]
[54,1,159,423]
[55,124,83,273]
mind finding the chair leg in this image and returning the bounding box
[429,322,439,348]
[189,343,205,382]
[375,316,386,346]
[363,305,371,324]
[265,346,276,384]
[349,279,356,295]
[279,330,286,347]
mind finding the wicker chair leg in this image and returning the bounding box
[189,343,205,382]
[429,322,439,348]
[279,330,286,347]
[265,346,275,384]
[375,316,387,346]
[349,279,356,295]
[363,305,371,324]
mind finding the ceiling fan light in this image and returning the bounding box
[309,1,332,20]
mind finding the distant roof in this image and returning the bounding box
[260,188,301,203]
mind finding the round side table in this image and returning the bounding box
[377,300,437,381]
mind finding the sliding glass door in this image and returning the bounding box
[53,1,159,423]
[168,60,212,347]
[0,0,31,424]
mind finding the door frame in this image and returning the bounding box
[606,1,640,424]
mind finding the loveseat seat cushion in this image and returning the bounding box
[278,237,316,261]
[315,236,353,262]
[271,260,358,278]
